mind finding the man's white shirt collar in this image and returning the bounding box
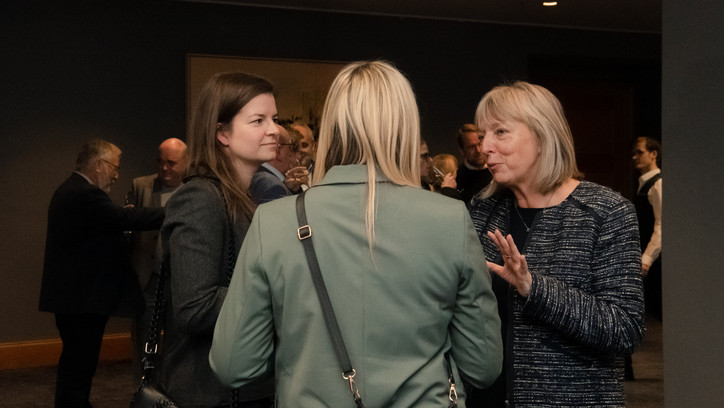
[638,168,661,192]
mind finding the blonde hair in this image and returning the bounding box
[432,153,458,176]
[475,81,582,198]
[313,61,420,249]
[187,72,274,222]
[430,154,458,192]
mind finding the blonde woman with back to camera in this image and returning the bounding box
[210,61,503,407]
[467,81,645,407]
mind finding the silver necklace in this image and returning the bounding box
[514,190,555,233]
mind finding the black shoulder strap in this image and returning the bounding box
[295,191,364,407]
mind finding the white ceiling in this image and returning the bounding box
[186,0,662,34]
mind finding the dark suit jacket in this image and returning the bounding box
[39,172,165,317]
[249,165,291,204]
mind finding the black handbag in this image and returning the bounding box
[295,191,458,408]
[130,260,179,408]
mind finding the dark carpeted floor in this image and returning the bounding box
[0,314,663,408]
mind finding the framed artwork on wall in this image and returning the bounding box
[187,54,346,129]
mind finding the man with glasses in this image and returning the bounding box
[419,139,435,190]
[250,124,303,203]
[456,124,492,204]
[39,138,165,408]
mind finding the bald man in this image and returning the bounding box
[128,137,187,373]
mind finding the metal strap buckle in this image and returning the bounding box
[144,342,158,355]
[342,369,362,405]
[297,225,312,240]
[448,382,458,402]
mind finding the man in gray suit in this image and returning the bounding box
[128,138,187,372]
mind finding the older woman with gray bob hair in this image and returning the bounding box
[211,61,503,407]
[468,81,645,407]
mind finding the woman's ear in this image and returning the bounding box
[216,123,229,146]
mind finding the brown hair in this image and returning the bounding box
[187,72,274,222]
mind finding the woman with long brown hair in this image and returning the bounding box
[159,72,279,407]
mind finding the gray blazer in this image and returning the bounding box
[128,174,163,289]
[211,164,503,407]
[159,175,271,407]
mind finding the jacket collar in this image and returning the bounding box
[73,171,94,185]
[314,164,391,187]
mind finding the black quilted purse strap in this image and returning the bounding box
[138,174,241,406]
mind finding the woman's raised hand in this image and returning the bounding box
[486,229,533,297]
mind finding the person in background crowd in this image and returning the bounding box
[419,139,435,190]
[249,124,295,203]
[432,153,461,198]
[421,140,460,199]
[159,72,277,407]
[468,81,645,407]
[210,60,503,407]
[291,121,316,166]
[456,124,492,204]
[632,136,662,320]
[625,136,662,381]
[128,137,187,375]
[281,124,310,193]
[39,138,164,408]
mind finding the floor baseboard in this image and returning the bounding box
[0,333,132,370]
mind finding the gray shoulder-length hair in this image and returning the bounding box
[475,81,582,199]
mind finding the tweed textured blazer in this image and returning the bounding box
[469,180,645,408]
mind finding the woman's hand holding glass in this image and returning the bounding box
[486,229,533,297]
[441,172,457,189]
[432,163,457,190]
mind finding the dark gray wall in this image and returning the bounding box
[662,1,724,406]
[1,1,659,342]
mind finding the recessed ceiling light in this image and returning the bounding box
[543,1,558,6]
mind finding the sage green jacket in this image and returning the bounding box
[210,165,502,407]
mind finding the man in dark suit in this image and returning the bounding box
[128,137,186,374]
[455,124,492,204]
[39,138,164,408]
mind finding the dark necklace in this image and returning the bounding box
[514,203,532,232]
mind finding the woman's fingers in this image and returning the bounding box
[488,229,517,261]
[486,261,502,274]
[504,233,522,259]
